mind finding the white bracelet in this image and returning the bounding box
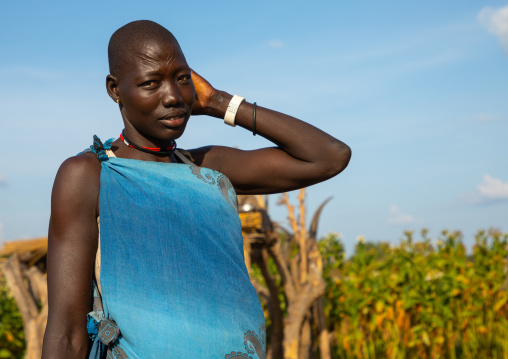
[224,95,245,127]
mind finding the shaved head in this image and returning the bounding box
[108,20,181,77]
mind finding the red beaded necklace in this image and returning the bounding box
[120,130,176,155]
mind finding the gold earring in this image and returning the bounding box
[116,99,120,104]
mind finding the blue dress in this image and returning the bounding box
[84,137,266,358]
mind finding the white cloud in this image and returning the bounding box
[477,174,508,200]
[0,174,6,186]
[460,175,508,204]
[388,205,420,225]
[473,114,505,123]
[477,114,493,122]
[268,40,284,48]
[479,5,508,53]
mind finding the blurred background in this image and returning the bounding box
[0,0,507,255]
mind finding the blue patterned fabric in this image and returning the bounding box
[86,138,266,358]
[86,280,107,359]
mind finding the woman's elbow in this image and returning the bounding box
[323,140,352,179]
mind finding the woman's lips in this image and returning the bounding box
[159,116,185,128]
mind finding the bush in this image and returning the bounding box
[0,276,25,359]
[321,229,508,359]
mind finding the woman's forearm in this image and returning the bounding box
[207,90,351,175]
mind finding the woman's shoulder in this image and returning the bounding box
[53,153,101,204]
[59,152,102,178]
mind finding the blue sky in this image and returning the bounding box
[0,1,507,254]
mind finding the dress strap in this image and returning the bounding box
[82,135,115,162]
[174,149,194,165]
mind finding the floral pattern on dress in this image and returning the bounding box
[189,164,238,212]
[225,324,266,359]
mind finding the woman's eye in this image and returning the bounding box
[140,80,158,88]
[177,75,191,84]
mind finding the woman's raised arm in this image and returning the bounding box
[189,70,351,195]
[42,153,101,359]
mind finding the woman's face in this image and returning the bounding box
[114,39,195,146]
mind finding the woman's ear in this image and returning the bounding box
[106,75,120,103]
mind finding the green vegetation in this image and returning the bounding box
[322,229,508,358]
[0,277,25,359]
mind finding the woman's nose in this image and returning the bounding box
[161,81,183,107]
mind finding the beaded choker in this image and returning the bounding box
[120,130,177,155]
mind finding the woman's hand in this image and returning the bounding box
[190,70,232,118]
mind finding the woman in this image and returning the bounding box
[42,20,351,358]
